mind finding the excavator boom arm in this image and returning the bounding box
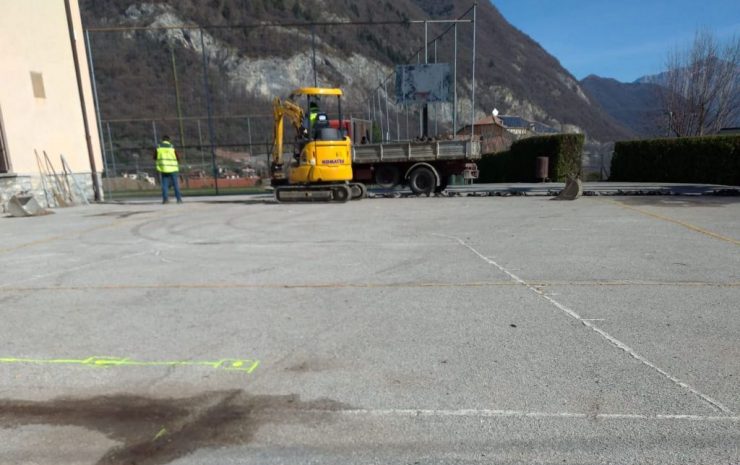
[271,96,305,169]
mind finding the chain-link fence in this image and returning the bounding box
[85,5,478,199]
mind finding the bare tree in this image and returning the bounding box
[662,30,739,137]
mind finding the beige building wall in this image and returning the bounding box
[0,0,102,179]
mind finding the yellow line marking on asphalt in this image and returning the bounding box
[0,356,260,373]
[1,280,737,292]
[608,200,740,246]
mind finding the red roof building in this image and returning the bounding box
[457,115,514,155]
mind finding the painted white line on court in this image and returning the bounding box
[326,408,740,422]
[435,234,734,415]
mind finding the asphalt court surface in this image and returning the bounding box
[0,195,738,464]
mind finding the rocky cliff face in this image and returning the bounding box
[80,0,633,144]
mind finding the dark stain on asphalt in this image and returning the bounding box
[87,210,152,219]
[0,390,349,465]
[284,358,337,373]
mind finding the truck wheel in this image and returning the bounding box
[409,166,436,196]
[375,165,400,189]
[332,185,351,203]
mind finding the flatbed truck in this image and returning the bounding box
[351,139,481,195]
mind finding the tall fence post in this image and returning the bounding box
[423,21,428,138]
[417,51,422,137]
[396,103,400,141]
[197,119,206,171]
[434,38,438,136]
[247,116,253,150]
[84,29,111,201]
[377,88,384,142]
[98,125,111,200]
[170,44,186,164]
[106,122,117,179]
[405,104,409,141]
[383,78,390,141]
[151,120,158,146]
[200,28,219,194]
[453,23,458,134]
[470,2,477,142]
[312,24,318,87]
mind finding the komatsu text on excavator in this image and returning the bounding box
[271,87,366,202]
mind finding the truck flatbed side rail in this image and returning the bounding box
[352,140,481,164]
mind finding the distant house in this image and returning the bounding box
[498,115,559,138]
[456,115,514,154]
[718,127,740,135]
[529,121,560,135]
[498,115,532,136]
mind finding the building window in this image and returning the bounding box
[0,104,10,173]
[30,72,46,99]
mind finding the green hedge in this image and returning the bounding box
[477,134,584,183]
[610,136,740,185]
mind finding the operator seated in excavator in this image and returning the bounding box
[308,100,320,129]
[294,100,320,160]
[297,100,342,148]
[311,111,344,141]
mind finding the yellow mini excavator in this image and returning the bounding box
[271,87,366,202]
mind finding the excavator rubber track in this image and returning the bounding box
[275,183,365,203]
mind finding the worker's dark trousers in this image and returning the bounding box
[160,172,182,203]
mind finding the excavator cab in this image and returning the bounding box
[271,87,366,202]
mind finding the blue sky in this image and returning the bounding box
[492,0,740,82]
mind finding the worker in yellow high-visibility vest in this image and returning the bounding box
[153,135,183,204]
[306,100,319,136]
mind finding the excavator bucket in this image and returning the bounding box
[6,194,49,217]
[554,175,582,200]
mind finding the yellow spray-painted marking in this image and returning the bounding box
[0,356,260,374]
[153,427,168,441]
[608,200,740,246]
